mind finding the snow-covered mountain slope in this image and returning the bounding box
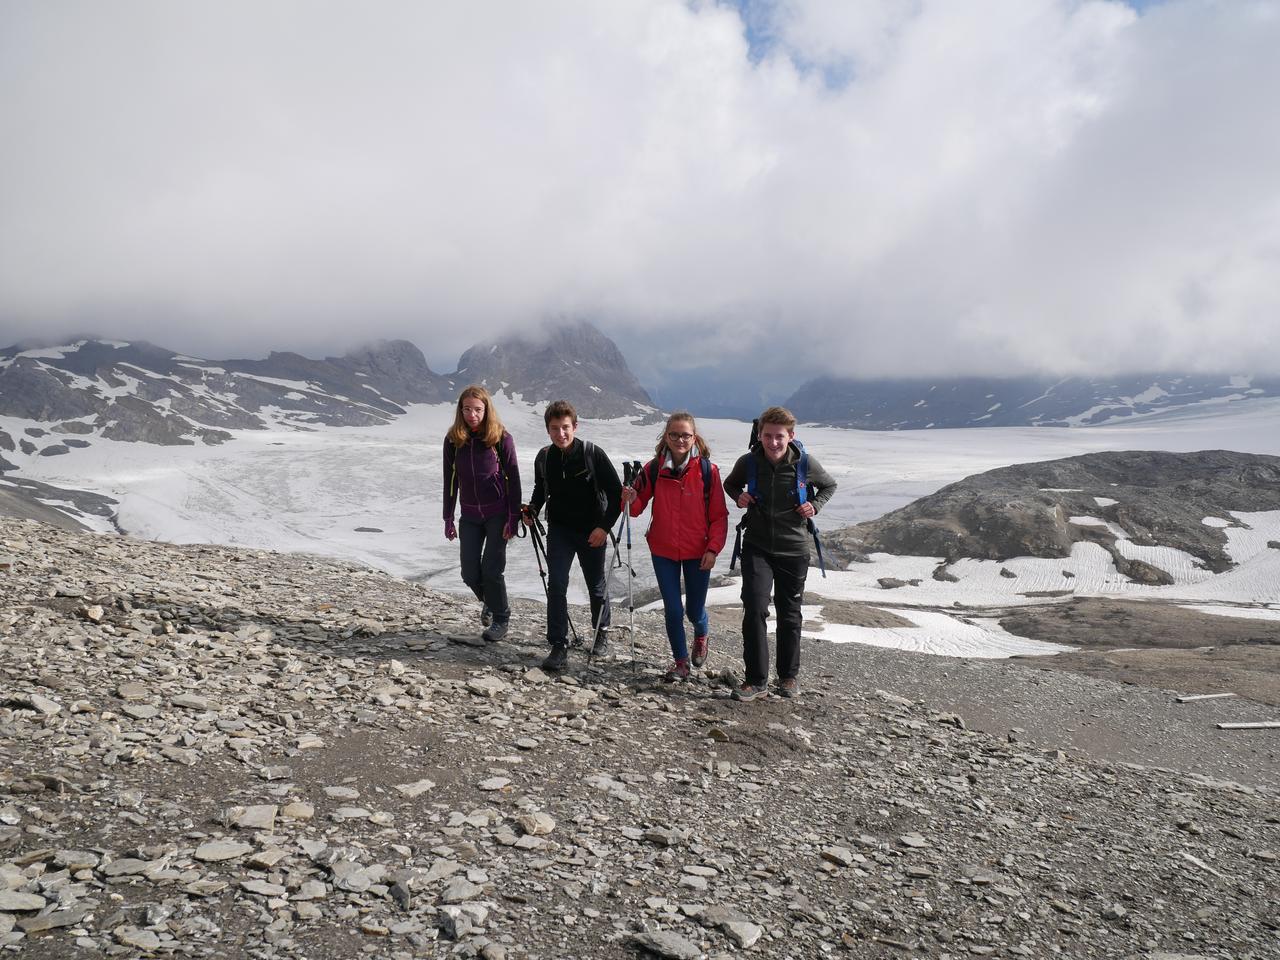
[0,338,454,453]
[786,373,1280,429]
[0,324,656,464]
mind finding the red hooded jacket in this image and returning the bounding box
[628,455,729,562]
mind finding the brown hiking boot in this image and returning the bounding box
[690,634,709,667]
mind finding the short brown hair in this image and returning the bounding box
[758,406,797,430]
[544,400,578,427]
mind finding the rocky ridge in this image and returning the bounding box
[1,517,1277,959]
[785,373,1280,430]
[824,450,1280,583]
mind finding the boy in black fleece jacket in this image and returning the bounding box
[525,400,622,671]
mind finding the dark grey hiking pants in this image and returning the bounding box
[459,514,510,624]
[740,544,808,686]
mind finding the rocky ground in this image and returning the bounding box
[2,517,1278,959]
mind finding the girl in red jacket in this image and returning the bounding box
[623,411,729,680]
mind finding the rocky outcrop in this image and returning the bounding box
[825,450,1280,576]
[454,320,655,419]
[786,373,1280,429]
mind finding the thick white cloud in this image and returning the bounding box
[0,0,1276,379]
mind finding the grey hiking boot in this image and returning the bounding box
[732,682,768,702]
[777,677,800,698]
[590,629,611,659]
[541,644,569,672]
[482,620,508,643]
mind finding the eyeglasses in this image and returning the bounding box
[667,432,694,442]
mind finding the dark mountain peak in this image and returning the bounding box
[455,320,654,419]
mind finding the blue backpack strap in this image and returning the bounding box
[700,456,711,517]
[793,440,809,505]
[790,440,827,577]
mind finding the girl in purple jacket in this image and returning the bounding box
[443,385,521,642]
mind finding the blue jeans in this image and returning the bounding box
[651,555,710,661]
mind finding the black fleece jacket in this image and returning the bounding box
[528,438,623,535]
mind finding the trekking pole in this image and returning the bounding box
[623,460,642,673]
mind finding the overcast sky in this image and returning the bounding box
[1,0,1277,386]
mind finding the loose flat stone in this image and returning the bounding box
[517,812,555,836]
[172,694,211,711]
[183,880,227,897]
[724,920,764,948]
[292,880,328,901]
[295,735,324,750]
[18,905,90,932]
[259,765,292,781]
[899,833,929,848]
[5,693,61,716]
[54,850,100,871]
[821,845,854,867]
[628,931,702,959]
[466,676,508,697]
[194,840,252,862]
[229,804,277,831]
[121,704,159,720]
[331,862,372,893]
[425,858,462,883]
[478,777,510,792]
[241,879,287,897]
[281,802,314,820]
[324,786,360,800]
[248,847,288,869]
[331,806,371,821]
[116,682,148,701]
[440,877,485,903]
[115,926,161,951]
[101,857,152,877]
[515,738,539,750]
[394,779,435,798]
[0,891,46,911]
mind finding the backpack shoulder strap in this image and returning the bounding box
[745,450,758,499]
[793,440,809,506]
[700,456,711,515]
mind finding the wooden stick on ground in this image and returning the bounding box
[1215,721,1280,730]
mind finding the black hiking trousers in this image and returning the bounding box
[740,544,809,687]
[458,514,510,624]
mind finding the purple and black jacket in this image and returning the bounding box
[442,431,522,534]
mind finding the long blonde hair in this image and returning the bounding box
[448,385,506,448]
[653,410,710,460]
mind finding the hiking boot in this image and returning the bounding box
[663,659,691,682]
[777,677,799,698]
[690,634,709,667]
[480,603,492,627]
[590,630,611,660]
[732,682,768,702]
[541,644,569,672]
[482,620,508,643]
